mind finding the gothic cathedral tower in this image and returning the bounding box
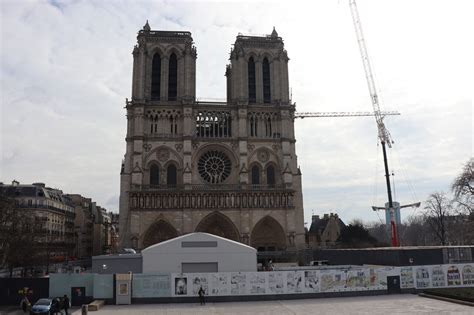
[119,23,305,252]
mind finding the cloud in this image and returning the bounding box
[1,0,472,226]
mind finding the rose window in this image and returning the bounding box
[198,150,231,184]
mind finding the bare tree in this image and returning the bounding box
[424,192,452,245]
[452,158,474,215]
[367,222,390,246]
[398,215,434,246]
[0,196,39,277]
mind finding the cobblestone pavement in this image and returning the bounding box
[69,294,472,315]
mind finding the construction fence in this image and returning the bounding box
[45,263,473,301]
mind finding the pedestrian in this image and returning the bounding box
[63,294,70,315]
[198,286,206,305]
[52,298,61,315]
[20,295,29,313]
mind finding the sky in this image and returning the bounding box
[1,0,472,227]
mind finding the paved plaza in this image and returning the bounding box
[85,294,471,315]
[1,294,471,315]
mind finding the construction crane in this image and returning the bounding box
[294,111,399,119]
[349,0,419,246]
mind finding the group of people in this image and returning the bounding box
[20,294,70,314]
[51,295,70,315]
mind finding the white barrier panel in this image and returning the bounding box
[126,263,474,299]
[401,263,474,289]
[132,273,171,297]
[400,267,414,288]
[170,267,388,297]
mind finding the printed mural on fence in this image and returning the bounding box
[49,263,474,299]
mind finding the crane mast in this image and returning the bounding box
[349,0,398,246]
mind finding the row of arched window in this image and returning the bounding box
[147,115,179,136]
[248,113,279,138]
[151,53,178,101]
[150,164,177,186]
[251,165,276,186]
[149,163,277,187]
[196,111,232,138]
[248,57,271,103]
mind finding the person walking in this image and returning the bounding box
[198,286,206,305]
[63,294,70,315]
[20,295,29,313]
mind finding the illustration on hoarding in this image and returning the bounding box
[249,273,266,294]
[304,270,319,292]
[415,267,430,288]
[175,277,188,295]
[286,271,303,293]
[286,271,304,293]
[447,266,461,286]
[431,266,446,287]
[268,272,284,294]
[192,275,208,295]
[210,273,229,295]
[346,270,368,288]
[462,265,474,285]
[230,273,247,295]
[320,271,346,292]
[400,267,414,289]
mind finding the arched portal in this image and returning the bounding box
[251,216,286,251]
[195,211,240,242]
[143,220,179,248]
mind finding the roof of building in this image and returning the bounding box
[0,181,72,205]
[142,232,257,253]
[309,213,345,234]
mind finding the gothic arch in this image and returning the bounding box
[149,163,160,186]
[165,162,178,186]
[249,162,262,185]
[149,46,166,58]
[248,146,282,170]
[164,45,184,59]
[195,211,240,242]
[251,216,286,251]
[142,219,179,248]
[145,146,183,169]
[265,163,276,186]
[151,53,161,100]
[260,52,275,63]
[244,51,259,62]
[248,56,256,103]
[168,53,178,101]
[262,57,271,103]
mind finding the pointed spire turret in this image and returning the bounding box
[143,20,150,31]
[271,26,278,38]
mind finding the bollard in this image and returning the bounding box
[81,304,88,315]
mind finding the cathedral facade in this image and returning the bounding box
[119,22,305,251]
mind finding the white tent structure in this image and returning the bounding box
[142,232,257,273]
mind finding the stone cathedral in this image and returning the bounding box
[119,22,305,252]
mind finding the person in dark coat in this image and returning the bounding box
[51,298,61,315]
[63,295,70,315]
[198,286,206,305]
[20,295,29,313]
